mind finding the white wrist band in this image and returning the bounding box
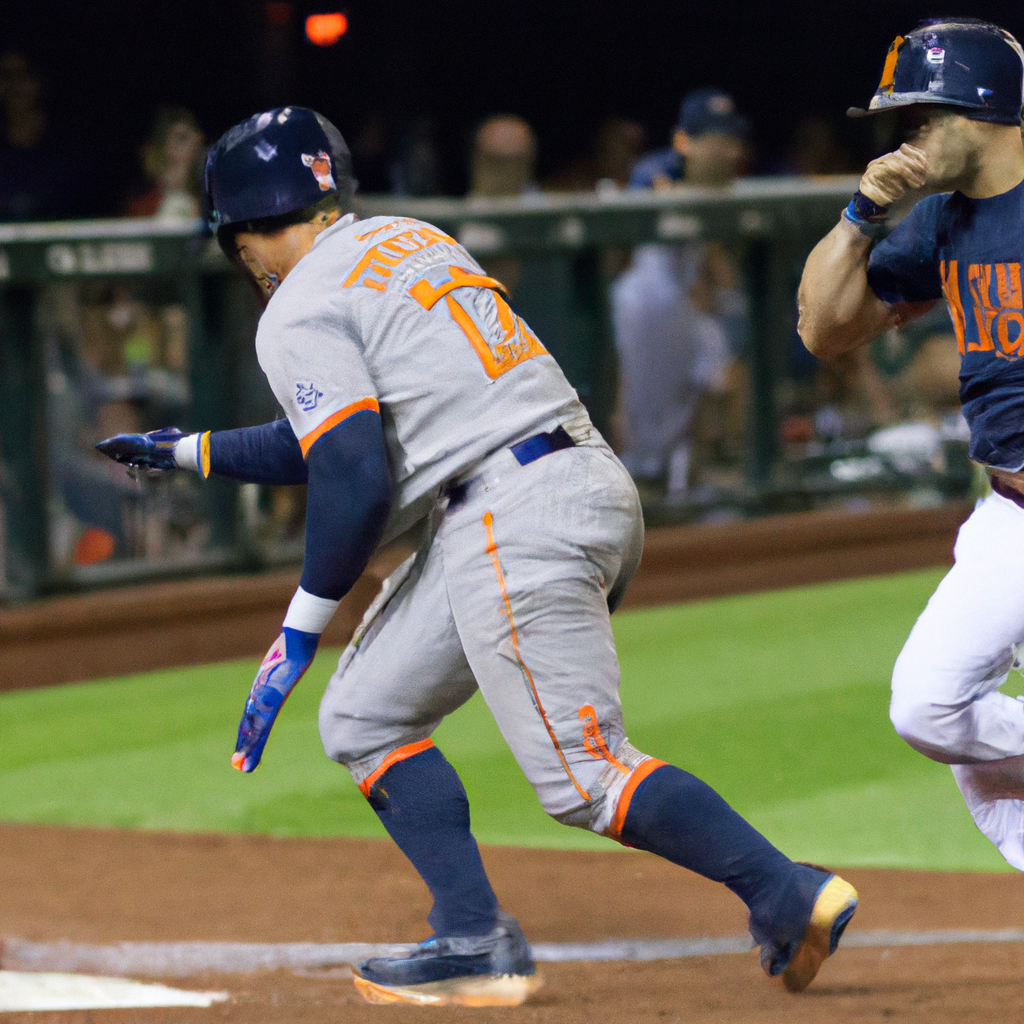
[282,586,340,635]
[172,432,210,479]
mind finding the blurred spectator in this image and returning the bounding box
[389,117,442,196]
[0,51,92,221]
[546,117,647,192]
[777,116,856,177]
[629,87,750,190]
[788,304,962,447]
[868,305,962,422]
[41,278,200,570]
[468,115,539,294]
[592,118,647,190]
[611,89,751,499]
[350,112,392,194]
[469,114,537,197]
[125,107,205,220]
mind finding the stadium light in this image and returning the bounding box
[306,12,349,46]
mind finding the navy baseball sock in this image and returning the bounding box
[366,745,499,938]
[620,764,828,958]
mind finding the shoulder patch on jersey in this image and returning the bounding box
[296,381,324,410]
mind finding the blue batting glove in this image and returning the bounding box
[232,627,319,773]
[95,426,187,471]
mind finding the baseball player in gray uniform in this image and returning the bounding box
[99,107,856,1007]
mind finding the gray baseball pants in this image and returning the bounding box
[318,440,657,835]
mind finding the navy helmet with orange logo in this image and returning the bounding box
[848,19,1024,125]
[204,107,354,252]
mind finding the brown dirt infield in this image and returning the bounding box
[0,499,1002,1021]
[2,823,1023,1023]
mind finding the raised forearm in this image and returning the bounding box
[797,218,894,359]
[799,142,934,360]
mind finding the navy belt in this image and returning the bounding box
[446,426,576,507]
[510,425,576,465]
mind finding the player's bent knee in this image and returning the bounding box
[318,707,360,765]
[889,695,961,762]
[543,741,667,838]
[317,707,388,769]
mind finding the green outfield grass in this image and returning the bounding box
[1,567,1017,871]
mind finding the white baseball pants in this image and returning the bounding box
[891,489,1024,869]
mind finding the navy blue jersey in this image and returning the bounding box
[628,148,684,190]
[868,178,1024,470]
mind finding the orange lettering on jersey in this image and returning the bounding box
[343,224,457,291]
[410,265,547,379]
[409,266,507,310]
[996,310,1024,355]
[996,262,1023,308]
[967,263,997,351]
[355,218,418,242]
[445,292,547,380]
[940,260,967,356]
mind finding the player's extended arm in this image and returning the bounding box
[798,143,933,360]
[96,418,308,485]
[232,409,392,772]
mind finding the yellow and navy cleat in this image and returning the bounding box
[353,910,541,1007]
[353,972,542,1007]
[778,874,858,993]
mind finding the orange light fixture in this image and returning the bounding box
[306,12,348,46]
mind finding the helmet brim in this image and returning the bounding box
[848,93,1020,121]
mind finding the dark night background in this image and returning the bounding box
[7,0,1024,212]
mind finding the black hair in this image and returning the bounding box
[218,192,342,257]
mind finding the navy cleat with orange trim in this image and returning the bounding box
[763,873,858,993]
[353,910,541,1007]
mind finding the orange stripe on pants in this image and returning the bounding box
[482,511,591,804]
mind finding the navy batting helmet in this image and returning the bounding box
[848,19,1024,125]
[204,106,354,244]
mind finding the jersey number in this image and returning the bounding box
[409,266,547,379]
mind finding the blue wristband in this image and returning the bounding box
[842,190,890,240]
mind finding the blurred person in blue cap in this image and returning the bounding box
[629,87,750,189]
[612,89,751,499]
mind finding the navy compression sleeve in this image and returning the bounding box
[300,409,391,601]
[209,418,308,485]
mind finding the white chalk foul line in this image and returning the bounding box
[6,929,1024,977]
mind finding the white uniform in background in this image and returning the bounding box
[611,242,741,495]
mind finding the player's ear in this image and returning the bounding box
[672,128,691,157]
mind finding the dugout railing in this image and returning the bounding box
[0,176,970,600]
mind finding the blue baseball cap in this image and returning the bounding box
[848,19,1024,125]
[677,88,751,140]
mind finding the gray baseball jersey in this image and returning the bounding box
[256,212,587,541]
[255,210,654,829]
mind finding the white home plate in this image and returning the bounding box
[0,971,227,1012]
